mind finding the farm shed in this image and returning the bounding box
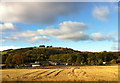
[31,63,40,67]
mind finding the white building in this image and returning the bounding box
[103,62,106,65]
[32,64,40,67]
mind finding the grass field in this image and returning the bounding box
[0,65,118,81]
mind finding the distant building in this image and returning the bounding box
[32,64,40,67]
[103,62,106,65]
[31,63,40,67]
[66,63,68,65]
[65,63,72,66]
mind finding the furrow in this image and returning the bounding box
[54,69,64,76]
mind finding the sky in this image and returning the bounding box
[0,2,119,52]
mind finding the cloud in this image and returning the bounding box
[26,36,51,43]
[1,0,119,2]
[59,21,88,33]
[17,30,38,37]
[93,6,109,21]
[2,35,50,43]
[2,21,116,42]
[91,32,116,41]
[0,23,17,31]
[91,33,105,41]
[0,46,21,51]
[8,21,88,42]
[37,21,89,41]
[3,37,18,41]
[0,2,85,25]
[56,32,89,41]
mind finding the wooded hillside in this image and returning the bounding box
[1,46,120,68]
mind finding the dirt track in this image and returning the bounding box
[1,65,118,81]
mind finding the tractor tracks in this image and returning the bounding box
[17,68,88,81]
[18,69,64,80]
[33,69,64,80]
[67,68,88,79]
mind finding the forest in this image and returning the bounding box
[1,46,120,68]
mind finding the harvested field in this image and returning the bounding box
[1,65,118,81]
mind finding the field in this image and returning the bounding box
[0,65,118,82]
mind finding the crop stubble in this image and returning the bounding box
[1,65,118,81]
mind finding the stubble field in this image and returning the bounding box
[0,65,118,82]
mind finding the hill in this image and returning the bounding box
[1,45,120,68]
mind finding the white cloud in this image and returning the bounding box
[18,30,38,37]
[91,32,117,41]
[3,37,18,41]
[0,46,21,51]
[59,21,88,33]
[93,6,109,21]
[56,32,89,41]
[0,3,85,25]
[91,33,105,41]
[37,21,88,41]
[0,23,16,31]
[2,35,50,43]
[3,21,116,42]
[1,0,119,2]
[9,21,88,42]
[26,36,50,43]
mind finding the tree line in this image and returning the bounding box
[49,52,120,65]
[1,47,120,68]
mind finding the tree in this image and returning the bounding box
[116,56,120,63]
[110,59,116,64]
[12,54,23,65]
[67,57,73,63]
[98,59,103,65]
[5,54,14,68]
